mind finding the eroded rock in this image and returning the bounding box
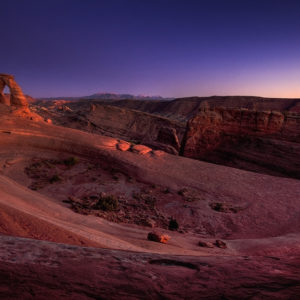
[0,74,28,107]
[215,240,227,249]
[116,140,131,151]
[131,144,152,155]
[182,107,300,179]
[198,240,214,248]
[147,232,170,244]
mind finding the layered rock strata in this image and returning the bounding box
[182,108,300,178]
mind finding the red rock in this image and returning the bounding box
[0,74,28,107]
[131,144,152,155]
[152,150,165,157]
[198,240,214,248]
[215,240,227,249]
[182,107,300,178]
[147,232,170,244]
[116,140,131,151]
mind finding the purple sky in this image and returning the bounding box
[1,0,300,98]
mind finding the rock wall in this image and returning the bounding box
[86,104,184,154]
[182,108,300,178]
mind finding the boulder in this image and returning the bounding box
[147,232,170,244]
[198,240,214,248]
[214,240,227,249]
[151,150,165,157]
[116,140,131,151]
[131,144,152,155]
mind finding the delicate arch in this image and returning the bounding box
[0,74,28,107]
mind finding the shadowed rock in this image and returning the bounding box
[0,74,28,107]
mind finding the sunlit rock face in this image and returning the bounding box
[0,74,28,107]
[182,107,300,178]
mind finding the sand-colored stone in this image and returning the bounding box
[131,144,152,155]
[116,140,131,151]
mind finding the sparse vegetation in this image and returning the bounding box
[63,156,79,166]
[49,174,61,183]
[163,187,171,194]
[178,188,188,196]
[112,174,119,181]
[93,194,119,211]
[209,202,242,213]
[168,218,179,231]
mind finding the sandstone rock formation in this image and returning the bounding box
[147,232,170,243]
[116,140,131,151]
[0,74,28,107]
[35,102,185,154]
[198,240,214,248]
[182,107,300,178]
[98,96,300,122]
[131,144,152,155]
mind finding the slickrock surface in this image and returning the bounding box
[0,92,299,298]
[0,235,299,299]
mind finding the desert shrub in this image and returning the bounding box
[163,187,171,194]
[209,202,240,213]
[168,218,179,231]
[49,174,61,183]
[94,195,119,211]
[178,188,188,196]
[63,156,79,166]
[112,174,119,181]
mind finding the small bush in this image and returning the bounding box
[163,188,171,194]
[178,188,188,196]
[49,174,61,183]
[94,195,119,211]
[63,157,79,167]
[168,218,179,231]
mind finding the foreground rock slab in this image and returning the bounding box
[0,235,299,299]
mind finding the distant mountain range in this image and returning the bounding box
[38,93,173,101]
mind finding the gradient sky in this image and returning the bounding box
[1,0,300,98]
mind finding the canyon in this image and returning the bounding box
[0,75,299,299]
[34,96,300,178]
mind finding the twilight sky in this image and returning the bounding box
[1,0,300,98]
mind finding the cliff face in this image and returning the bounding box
[103,96,300,122]
[86,104,184,153]
[35,102,185,154]
[182,108,300,178]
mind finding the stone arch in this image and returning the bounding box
[0,74,28,107]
